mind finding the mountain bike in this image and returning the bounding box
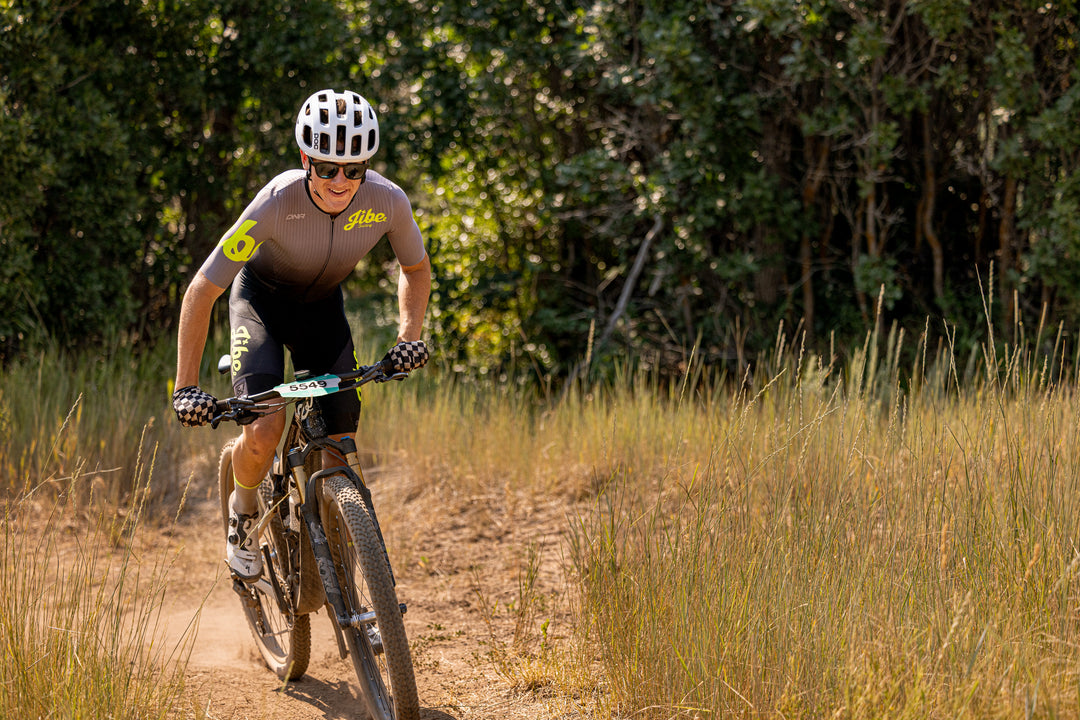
[210,342,428,720]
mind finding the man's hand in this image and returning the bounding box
[382,341,429,373]
[172,385,218,427]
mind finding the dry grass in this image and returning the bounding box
[356,315,1080,718]
[7,305,1080,718]
[0,429,197,719]
[0,338,224,509]
[555,321,1080,718]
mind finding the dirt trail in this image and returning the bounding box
[158,463,581,720]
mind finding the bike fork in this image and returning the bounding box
[300,500,352,624]
[299,501,407,643]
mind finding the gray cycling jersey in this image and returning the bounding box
[200,168,427,302]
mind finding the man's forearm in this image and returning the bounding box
[397,255,431,342]
[175,271,227,388]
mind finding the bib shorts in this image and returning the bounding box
[227,268,361,434]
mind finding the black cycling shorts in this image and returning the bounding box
[228,269,361,434]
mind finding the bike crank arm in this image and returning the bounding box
[231,575,285,611]
[229,545,292,613]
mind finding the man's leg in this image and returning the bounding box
[226,411,285,579]
[321,432,354,470]
[230,412,286,514]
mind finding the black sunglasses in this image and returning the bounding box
[310,160,368,180]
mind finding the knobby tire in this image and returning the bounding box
[323,473,419,720]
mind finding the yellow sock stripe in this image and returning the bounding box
[233,473,262,491]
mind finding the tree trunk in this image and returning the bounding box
[800,137,830,340]
[920,113,945,302]
[755,114,790,306]
[999,175,1018,339]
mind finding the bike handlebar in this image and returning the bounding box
[210,340,428,428]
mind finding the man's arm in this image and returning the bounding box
[396,255,431,343]
[175,271,228,389]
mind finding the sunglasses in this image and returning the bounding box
[310,160,368,180]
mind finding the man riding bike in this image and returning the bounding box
[172,88,431,581]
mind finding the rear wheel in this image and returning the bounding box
[323,473,419,720]
[218,440,311,680]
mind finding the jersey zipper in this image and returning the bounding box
[303,214,336,301]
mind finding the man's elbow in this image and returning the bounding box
[400,254,431,277]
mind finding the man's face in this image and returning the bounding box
[302,153,367,215]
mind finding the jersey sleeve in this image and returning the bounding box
[385,185,427,269]
[198,188,276,288]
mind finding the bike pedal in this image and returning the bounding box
[231,577,260,607]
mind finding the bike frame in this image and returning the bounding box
[216,360,407,650]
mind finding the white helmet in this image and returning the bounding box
[294,89,380,162]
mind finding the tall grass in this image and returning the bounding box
[561,317,1080,718]
[357,355,722,505]
[0,428,196,718]
[0,335,230,506]
[9,304,1080,717]
[353,309,1080,717]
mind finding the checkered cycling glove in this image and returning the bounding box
[172,385,218,427]
[383,341,429,372]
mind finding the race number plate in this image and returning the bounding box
[274,375,341,397]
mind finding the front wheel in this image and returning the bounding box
[323,474,419,720]
[218,440,311,680]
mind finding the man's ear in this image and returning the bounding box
[299,150,309,169]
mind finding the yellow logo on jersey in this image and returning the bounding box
[220,220,262,261]
[344,208,387,231]
[231,325,251,374]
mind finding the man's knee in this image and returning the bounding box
[239,414,285,460]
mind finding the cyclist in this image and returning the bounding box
[171,88,431,581]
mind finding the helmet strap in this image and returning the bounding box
[304,165,328,206]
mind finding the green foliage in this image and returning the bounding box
[0,0,347,357]
[3,0,1080,382]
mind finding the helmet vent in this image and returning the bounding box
[350,136,361,155]
[336,126,346,155]
[367,129,376,152]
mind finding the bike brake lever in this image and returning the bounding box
[210,398,266,429]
